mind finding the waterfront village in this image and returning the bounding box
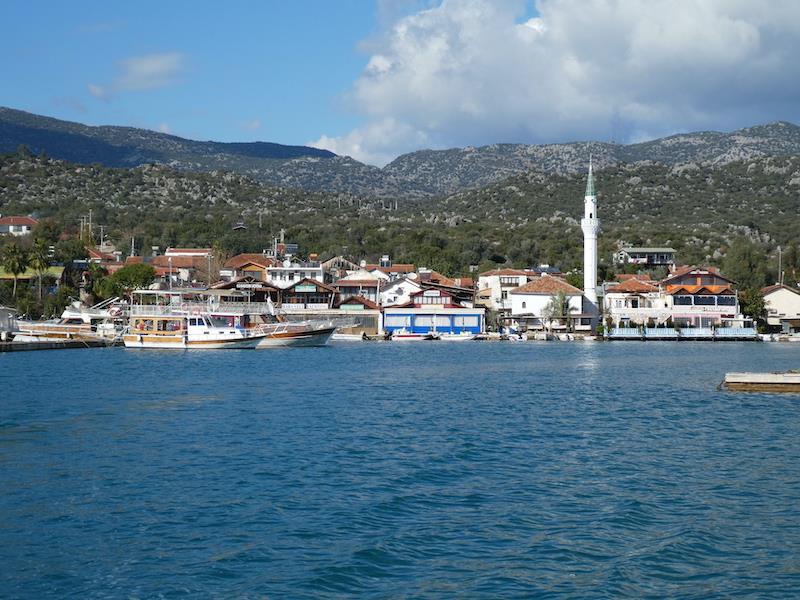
[2,164,800,346]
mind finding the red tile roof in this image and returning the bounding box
[479,268,530,277]
[152,255,205,269]
[511,276,583,295]
[614,273,652,282]
[333,279,381,287]
[165,247,212,255]
[365,263,416,273]
[0,216,38,226]
[609,279,658,293]
[224,253,276,269]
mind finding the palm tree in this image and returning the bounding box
[1,242,29,299]
[29,238,50,302]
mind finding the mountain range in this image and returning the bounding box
[2,106,800,198]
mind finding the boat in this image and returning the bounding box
[14,298,124,343]
[722,371,800,392]
[390,328,437,341]
[124,289,334,349]
[437,332,476,341]
[124,313,266,349]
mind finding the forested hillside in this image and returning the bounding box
[1,149,798,283]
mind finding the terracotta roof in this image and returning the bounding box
[333,279,381,287]
[88,248,117,261]
[614,273,652,282]
[762,284,800,296]
[152,255,205,269]
[667,285,734,295]
[479,268,530,277]
[165,247,212,255]
[125,256,144,265]
[224,253,275,269]
[0,216,38,226]
[609,279,659,293]
[366,264,416,273]
[511,276,583,295]
[335,295,380,310]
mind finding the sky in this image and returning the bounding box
[4,0,800,166]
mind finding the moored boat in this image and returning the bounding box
[14,298,124,343]
[124,313,266,349]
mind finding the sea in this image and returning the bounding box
[2,341,800,599]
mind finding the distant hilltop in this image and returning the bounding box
[2,106,800,198]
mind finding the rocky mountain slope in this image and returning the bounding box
[3,107,800,199]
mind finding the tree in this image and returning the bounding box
[739,288,766,328]
[722,238,767,289]
[29,238,50,301]
[109,263,156,299]
[542,291,570,333]
[1,242,29,299]
[54,238,88,264]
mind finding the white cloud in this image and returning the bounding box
[315,0,800,165]
[88,52,185,99]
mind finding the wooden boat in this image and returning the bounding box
[124,289,334,349]
[124,314,267,349]
[722,371,800,392]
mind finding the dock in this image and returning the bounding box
[722,371,800,392]
[0,339,113,352]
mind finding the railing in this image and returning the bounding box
[609,326,757,340]
[610,328,642,338]
[715,327,757,338]
[643,328,678,338]
[129,302,275,316]
[280,303,330,313]
[679,327,714,337]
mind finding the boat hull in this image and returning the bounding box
[123,333,264,349]
[255,326,336,348]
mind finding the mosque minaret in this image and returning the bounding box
[580,157,600,309]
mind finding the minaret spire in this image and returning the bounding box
[581,154,600,313]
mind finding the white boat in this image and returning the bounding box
[390,328,436,341]
[14,298,124,343]
[124,313,266,349]
[438,332,475,341]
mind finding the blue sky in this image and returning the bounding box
[4,1,800,166]
[2,1,384,143]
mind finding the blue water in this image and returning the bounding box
[2,342,800,598]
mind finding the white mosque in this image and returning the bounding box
[580,158,600,319]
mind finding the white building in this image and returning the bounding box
[762,284,800,332]
[614,246,676,267]
[508,276,589,331]
[0,216,38,236]
[266,259,324,290]
[379,275,423,307]
[476,269,534,312]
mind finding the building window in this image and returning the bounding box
[675,295,693,306]
[501,291,508,300]
[717,296,736,306]
[522,301,527,309]
[695,295,716,306]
